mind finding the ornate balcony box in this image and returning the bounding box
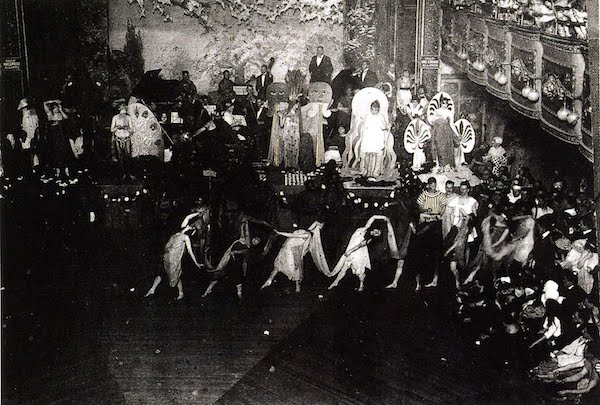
[466,14,488,85]
[485,18,510,100]
[508,24,543,119]
[540,34,585,145]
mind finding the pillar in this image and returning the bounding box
[415,0,441,92]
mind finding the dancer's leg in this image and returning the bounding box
[236,283,243,299]
[357,272,366,292]
[450,261,460,290]
[261,269,279,290]
[202,280,218,297]
[176,280,184,300]
[386,259,404,289]
[464,265,480,285]
[425,268,438,287]
[145,275,162,297]
[295,280,301,293]
[328,267,347,290]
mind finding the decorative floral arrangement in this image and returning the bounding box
[511,58,532,82]
[542,73,569,100]
[126,0,343,28]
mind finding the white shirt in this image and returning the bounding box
[361,69,369,82]
[261,74,266,86]
[316,55,323,66]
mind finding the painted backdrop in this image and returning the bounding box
[108,0,345,93]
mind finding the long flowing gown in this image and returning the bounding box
[274,224,331,281]
[268,102,287,166]
[301,102,327,166]
[358,112,387,177]
[282,110,300,169]
[163,233,187,287]
[274,231,311,281]
[431,112,457,168]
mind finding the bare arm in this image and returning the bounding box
[363,215,390,229]
[559,364,588,382]
[275,230,310,239]
[184,235,202,268]
[492,229,510,248]
[110,116,118,133]
[181,212,200,228]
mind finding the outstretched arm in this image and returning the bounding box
[184,235,202,268]
[181,212,200,228]
[363,215,391,229]
[275,230,310,239]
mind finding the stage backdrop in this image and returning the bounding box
[108,0,344,93]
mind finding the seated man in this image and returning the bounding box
[218,70,236,104]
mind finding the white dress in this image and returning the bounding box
[337,227,371,276]
[273,231,311,281]
[361,113,387,153]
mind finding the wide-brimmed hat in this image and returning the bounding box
[17,98,29,110]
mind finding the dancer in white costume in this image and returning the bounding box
[261,222,330,293]
[328,215,399,292]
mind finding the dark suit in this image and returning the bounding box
[359,69,378,88]
[256,73,273,101]
[309,55,333,83]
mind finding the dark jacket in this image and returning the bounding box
[309,55,334,83]
[255,73,273,100]
[359,69,378,88]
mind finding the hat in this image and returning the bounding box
[493,136,503,145]
[17,98,29,111]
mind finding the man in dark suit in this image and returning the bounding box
[255,64,273,101]
[308,46,334,83]
[359,60,378,88]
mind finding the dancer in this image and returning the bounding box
[145,225,203,300]
[328,215,399,292]
[201,236,261,299]
[44,99,71,178]
[261,222,330,293]
[434,181,478,289]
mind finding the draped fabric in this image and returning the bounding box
[163,233,188,287]
[268,102,287,166]
[127,103,165,160]
[431,117,457,168]
[329,216,399,277]
[351,114,397,179]
[273,222,331,281]
[208,238,249,278]
[307,222,331,276]
[282,106,301,169]
[300,102,328,166]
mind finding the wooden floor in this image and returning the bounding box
[3,211,597,404]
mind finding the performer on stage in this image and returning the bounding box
[260,221,330,293]
[328,215,399,292]
[144,225,203,300]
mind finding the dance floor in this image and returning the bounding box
[2,205,596,404]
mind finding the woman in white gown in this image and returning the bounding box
[356,101,390,179]
[260,222,329,292]
[328,215,399,292]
